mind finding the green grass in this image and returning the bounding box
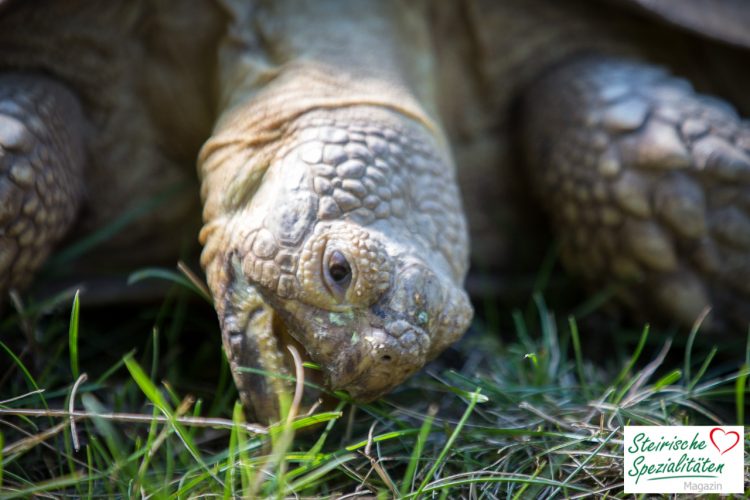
[1,269,750,498]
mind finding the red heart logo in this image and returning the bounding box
[709,427,740,455]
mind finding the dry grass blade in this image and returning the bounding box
[177,260,212,302]
[0,408,267,434]
[133,395,196,494]
[621,340,672,405]
[0,418,94,473]
[3,418,80,456]
[518,401,577,431]
[360,423,399,497]
[286,344,305,426]
[247,344,306,497]
[337,490,375,499]
[0,389,46,406]
[68,373,87,452]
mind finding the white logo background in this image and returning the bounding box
[624,426,744,494]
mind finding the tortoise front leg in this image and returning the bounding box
[523,56,750,330]
[0,74,85,296]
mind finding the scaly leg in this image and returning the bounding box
[524,56,750,330]
[0,74,85,295]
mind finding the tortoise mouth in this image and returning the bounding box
[309,323,428,401]
[278,317,409,404]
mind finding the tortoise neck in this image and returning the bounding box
[211,0,440,126]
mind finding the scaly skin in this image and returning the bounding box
[0,0,221,269]
[0,74,85,293]
[524,56,750,330]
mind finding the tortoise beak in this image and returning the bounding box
[318,326,421,401]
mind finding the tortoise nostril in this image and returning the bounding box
[380,354,392,362]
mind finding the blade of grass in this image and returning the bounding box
[400,404,437,497]
[653,369,682,390]
[133,404,162,494]
[225,406,238,500]
[441,385,490,402]
[0,341,48,412]
[187,398,203,442]
[512,310,534,352]
[414,388,484,497]
[406,473,591,498]
[272,412,344,436]
[344,428,420,452]
[511,460,545,500]
[150,327,159,382]
[123,354,222,488]
[234,401,253,496]
[124,354,170,411]
[741,331,750,425]
[610,324,650,400]
[87,436,117,496]
[81,394,126,465]
[735,367,747,425]
[128,268,212,303]
[308,400,347,457]
[283,453,357,494]
[302,361,321,370]
[136,395,194,496]
[568,316,590,400]
[533,293,559,380]
[615,339,671,405]
[2,471,86,499]
[86,444,94,499]
[687,347,718,392]
[68,290,80,379]
[94,349,135,386]
[543,428,618,498]
[684,307,711,386]
[257,345,304,499]
[177,260,212,303]
[0,286,76,331]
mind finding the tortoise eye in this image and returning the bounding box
[327,250,351,285]
[324,249,353,296]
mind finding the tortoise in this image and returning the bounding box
[2,0,750,422]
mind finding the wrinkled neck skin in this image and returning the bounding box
[198,0,472,407]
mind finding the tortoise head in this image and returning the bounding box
[200,106,472,405]
[244,219,472,401]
